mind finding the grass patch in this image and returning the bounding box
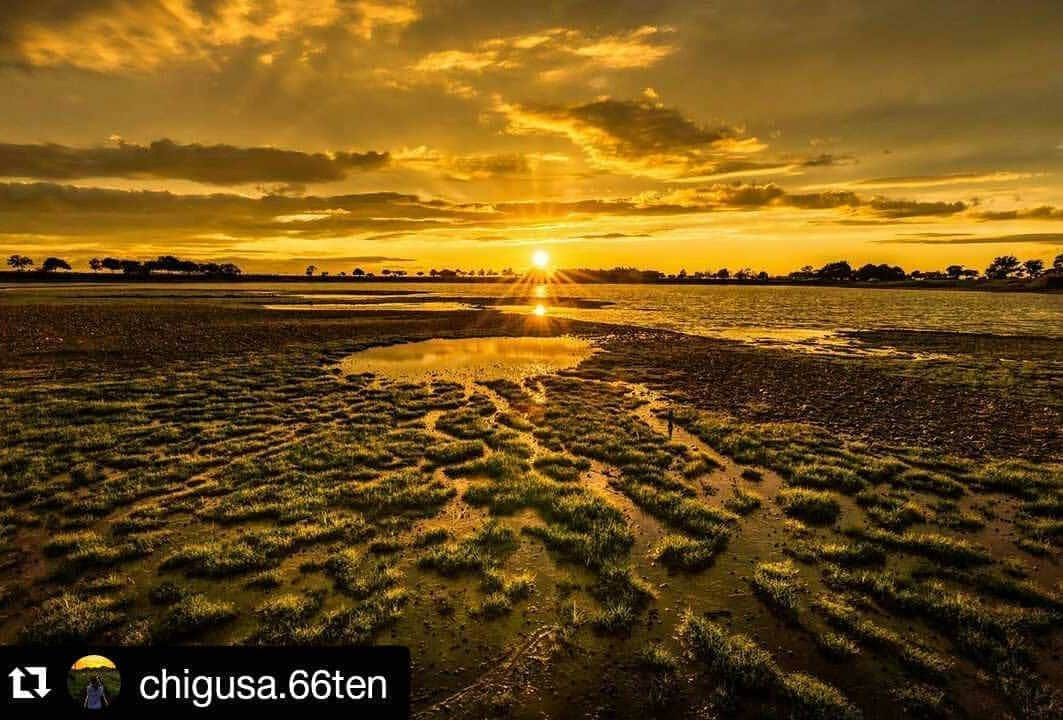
[777,488,842,524]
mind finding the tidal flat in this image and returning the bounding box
[0,289,1060,719]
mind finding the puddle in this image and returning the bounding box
[339,336,595,384]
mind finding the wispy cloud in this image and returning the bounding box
[0,0,418,72]
[851,171,1033,189]
[0,139,389,184]
[877,233,1063,245]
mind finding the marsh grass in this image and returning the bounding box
[20,592,128,644]
[158,594,237,640]
[812,595,953,676]
[843,527,991,567]
[751,561,805,616]
[652,534,727,570]
[1,319,1059,719]
[675,611,859,719]
[723,486,762,515]
[777,488,842,524]
[418,520,518,576]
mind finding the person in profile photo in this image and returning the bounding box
[83,674,109,710]
[69,654,120,709]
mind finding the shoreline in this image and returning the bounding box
[1,270,1059,292]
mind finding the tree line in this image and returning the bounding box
[304,266,518,278]
[782,255,1062,283]
[6,255,241,276]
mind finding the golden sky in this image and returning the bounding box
[71,655,116,670]
[1,1,1061,274]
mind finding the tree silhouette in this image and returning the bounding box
[817,261,853,280]
[41,257,72,272]
[7,255,33,272]
[353,268,365,276]
[854,263,905,281]
[1022,259,1044,278]
[89,257,103,272]
[101,257,121,272]
[717,268,730,279]
[985,255,1021,279]
[1054,254,1063,272]
[305,265,317,277]
[946,264,963,279]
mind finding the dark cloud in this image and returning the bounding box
[975,206,1063,221]
[799,153,857,168]
[0,139,389,184]
[867,198,967,218]
[499,96,765,178]
[0,180,1044,250]
[563,98,736,157]
[786,190,861,209]
[572,232,651,239]
[877,233,1063,245]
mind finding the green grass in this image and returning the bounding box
[1,311,1059,719]
[777,488,842,524]
[652,534,726,570]
[676,612,859,719]
[418,520,518,576]
[751,560,805,616]
[20,593,127,644]
[723,485,762,515]
[158,594,237,640]
[843,527,991,567]
[812,595,954,676]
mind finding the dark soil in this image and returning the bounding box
[582,330,1061,461]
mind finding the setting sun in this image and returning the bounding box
[532,250,549,269]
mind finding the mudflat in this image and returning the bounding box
[0,290,1060,719]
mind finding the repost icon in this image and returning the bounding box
[8,666,50,701]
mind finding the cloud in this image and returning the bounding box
[853,171,1032,189]
[380,26,676,97]
[2,179,1046,255]
[786,190,862,209]
[0,0,417,72]
[0,139,389,184]
[572,232,651,239]
[405,25,674,86]
[866,198,967,218]
[799,153,858,168]
[975,205,1063,221]
[877,233,1063,245]
[351,1,420,40]
[392,146,572,181]
[496,96,769,179]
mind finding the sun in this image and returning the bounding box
[532,250,549,269]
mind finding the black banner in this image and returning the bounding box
[0,646,409,716]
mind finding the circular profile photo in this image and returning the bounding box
[68,655,120,709]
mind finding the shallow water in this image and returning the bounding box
[8,280,1060,338]
[263,301,474,312]
[339,336,595,383]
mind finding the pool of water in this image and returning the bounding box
[339,336,595,384]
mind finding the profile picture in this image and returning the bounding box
[68,655,120,709]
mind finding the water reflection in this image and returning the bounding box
[263,301,473,311]
[340,336,594,384]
